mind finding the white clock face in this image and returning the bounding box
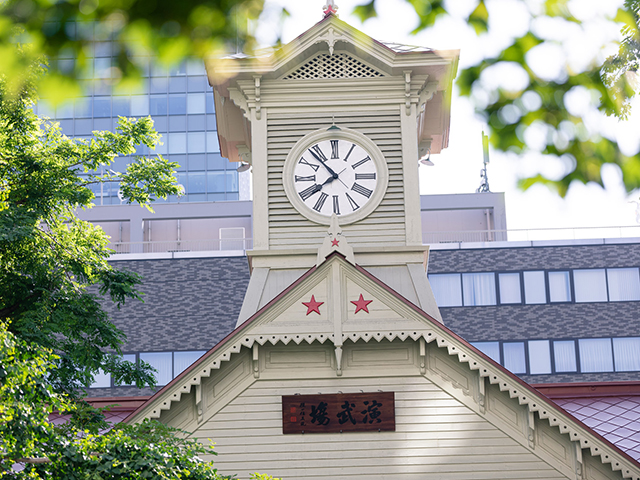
[292,139,378,217]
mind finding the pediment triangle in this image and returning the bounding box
[270,15,394,79]
[243,254,439,342]
[342,273,410,329]
[252,270,334,335]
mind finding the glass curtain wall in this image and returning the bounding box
[37,24,239,204]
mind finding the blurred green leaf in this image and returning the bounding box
[0,0,265,103]
[468,0,488,35]
[353,0,377,22]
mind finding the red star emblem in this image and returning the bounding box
[351,294,373,314]
[302,295,323,315]
[331,237,340,247]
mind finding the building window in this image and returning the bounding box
[553,341,577,372]
[471,342,500,363]
[168,132,186,154]
[462,272,496,306]
[607,268,640,301]
[523,271,547,304]
[149,94,167,115]
[188,132,206,153]
[131,95,149,116]
[116,353,137,387]
[498,273,521,304]
[188,172,206,194]
[140,352,173,386]
[503,342,526,374]
[174,351,206,376]
[613,337,640,372]
[91,369,111,388]
[573,269,608,303]
[548,271,571,302]
[528,340,552,375]
[578,338,613,373]
[168,93,187,115]
[428,274,462,307]
[187,93,206,114]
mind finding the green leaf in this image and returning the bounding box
[352,0,377,22]
[468,0,489,35]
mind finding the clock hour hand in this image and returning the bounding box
[299,177,333,202]
[308,148,339,179]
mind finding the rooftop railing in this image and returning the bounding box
[423,226,640,244]
[108,226,640,255]
[110,238,253,255]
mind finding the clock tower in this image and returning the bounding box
[206,8,459,324]
[126,10,640,480]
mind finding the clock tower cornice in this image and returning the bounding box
[207,11,460,258]
[206,15,459,85]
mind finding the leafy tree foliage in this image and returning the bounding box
[0,324,69,474]
[1,325,279,480]
[28,420,226,479]
[603,0,640,119]
[0,0,264,100]
[355,0,640,195]
[0,64,179,395]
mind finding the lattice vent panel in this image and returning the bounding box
[283,53,384,80]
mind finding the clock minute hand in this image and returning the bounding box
[308,148,339,179]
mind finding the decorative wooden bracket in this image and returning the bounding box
[254,75,262,120]
[195,384,203,423]
[228,87,250,119]
[477,375,486,414]
[527,410,536,449]
[419,337,426,374]
[574,441,584,479]
[252,343,260,378]
[335,346,343,376]
[403,70,412,116]
[315,27,347,55]
[417,81,438,114]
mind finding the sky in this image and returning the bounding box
[254,0,640,234]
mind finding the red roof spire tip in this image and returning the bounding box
[323,0,338,17]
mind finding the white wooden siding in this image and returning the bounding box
[266,109,406,250]
[191,374,570,479]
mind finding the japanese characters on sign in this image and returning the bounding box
[282,392,395,434]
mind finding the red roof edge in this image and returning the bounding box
[85,396,152,410]
[533,381,640,399]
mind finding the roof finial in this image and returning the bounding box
[323,0,338,17]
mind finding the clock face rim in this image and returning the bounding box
[283,128,389,226]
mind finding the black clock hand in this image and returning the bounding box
[321,175,335,186]
[299,177,335,202]
[308,148,339,179]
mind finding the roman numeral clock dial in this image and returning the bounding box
[283,129,388,225]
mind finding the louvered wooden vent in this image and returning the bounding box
[283,53,384,80]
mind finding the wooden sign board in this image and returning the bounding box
[282,392,395,434]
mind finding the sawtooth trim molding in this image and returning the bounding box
[129,331,640,479]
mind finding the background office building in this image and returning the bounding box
[35,40,249,206]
